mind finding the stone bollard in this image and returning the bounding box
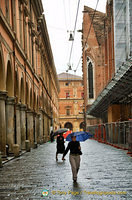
[43,137,46,143]
[0,152,3,168]
[13,144,20,157]
[25,140,30,152]
[34,142,37,149]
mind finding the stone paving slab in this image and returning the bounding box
[0,140,132,200]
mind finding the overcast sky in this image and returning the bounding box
[42,0,107,76]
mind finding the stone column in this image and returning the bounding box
[35,113,39,143]
[44,114,47,142]
[16,103,21,150]
[0,91,7,157]
[27,110,34,148]
[20,104,27,150]
[47,117,50,141]
[36,114,40,144]
[6,97,15,153]
[39,110,44,144]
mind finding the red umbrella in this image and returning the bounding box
[63,130,72,139]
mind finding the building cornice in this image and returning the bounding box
[41,14,60,92]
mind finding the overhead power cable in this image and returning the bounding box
[68,0,81,65]
[74,0,100,72]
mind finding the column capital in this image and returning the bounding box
[26,109,34,114]
[16,103,21,110]
[39,108,46,115]
[33,111,38,117]
[6,97,15,105]
[0,91,7,100]
[36,113,40,118]
[20,104,27,111]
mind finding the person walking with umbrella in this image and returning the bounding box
[56,133,65,161]
[53,128,68,161]
[62,131,92,182]
[62,135,82,182]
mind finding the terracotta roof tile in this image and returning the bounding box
[58,73,82,80]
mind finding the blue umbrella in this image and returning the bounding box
[66,131,93,142]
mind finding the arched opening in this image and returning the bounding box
[20,77,25,103]
[0,51,5,91]
[87,57,94,99]
[34,92,36,111]
[42,92,44,109]
[15,70,19,101]
[80,122,85,130]
[39,91,43,109]
[64,122,73,130]
[30,88,33,109]
[36,96,39,112]
[6,61,14,97]
[26,82,29,107]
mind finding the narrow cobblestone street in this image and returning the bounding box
[0,140,132,200]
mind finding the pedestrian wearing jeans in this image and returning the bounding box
[62,136,81,182]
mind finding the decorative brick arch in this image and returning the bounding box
[0,44,6,91]
[26,81,30,107]
[85,54,95,100]
[64,122,73,130]
[36,95,39,112]
[6,55,14,97]
[34,91,37,111]
[39,91,43,109]
[15,69,19,101]
[80,121,85,130]
[30,88,33,109]
[20,73,25,104]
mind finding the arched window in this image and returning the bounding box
[64,122,73,130]
[87,57,94,99]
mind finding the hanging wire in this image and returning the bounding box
[74,0,100,72]
[68,0,81,65]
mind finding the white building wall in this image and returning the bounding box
[129,0,132,55]
[113,0,132,71]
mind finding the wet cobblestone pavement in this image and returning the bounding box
[0,140,132,200]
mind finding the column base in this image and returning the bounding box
[13,144,20,157]
[33,142,37,149]
[25,140,30,152]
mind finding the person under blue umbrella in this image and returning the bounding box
[62,131,92,182]
[62,135,82,182]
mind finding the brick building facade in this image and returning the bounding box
[0,0,59,158]
[58,73,84,132]
[82,6,105,125]
[82,0,132,124]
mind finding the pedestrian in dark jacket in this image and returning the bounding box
[62,136,81,182]
[56,133,65,161]
[50,130,54,142]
